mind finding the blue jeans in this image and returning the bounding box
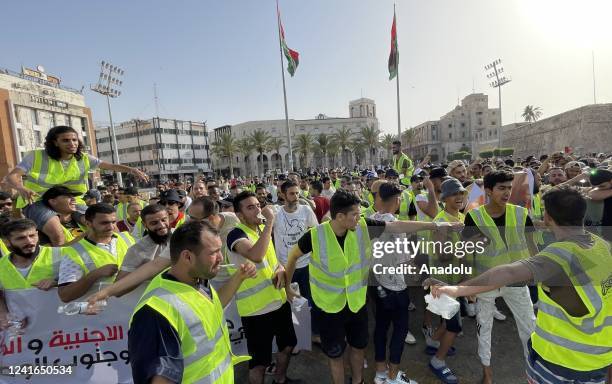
[292,266,319,336]
[371,286,410,365]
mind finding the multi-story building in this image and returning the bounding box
[213,98,379,176]
[404,93,500,161]
[95,118,212,182]
[0,66,97,177]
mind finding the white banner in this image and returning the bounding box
[1,284,311,383]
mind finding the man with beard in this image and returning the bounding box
[273,180,319,343]
[0,219,61,329]
[118,204,171,280]
[447,160,470,186]
[128,221,256,384]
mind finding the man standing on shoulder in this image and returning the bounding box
[3,126,147,246]
[392,140,414,186]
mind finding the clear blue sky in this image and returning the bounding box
[2,0,611,135]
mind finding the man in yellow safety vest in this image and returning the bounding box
[285,189,462,384]
[57,203,135,302]
[128,220,256,384]
[3,125,148,246]
[429,187,611,384]
[225,191,298,384]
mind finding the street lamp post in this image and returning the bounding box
[91,61,125,186]
[485,59,511,150]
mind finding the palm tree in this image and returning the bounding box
[360,124,381,166]
[268,137,285,171]
[294,133,315,169]
[380,133,397,165]
[315,133,331,169]
[327,141,339,168]
[332,126,353,168]
[522,105,543,123]
[210,132,238,178]
[249,129,272,176]
[349,139,367,167]
[236,138,254,176]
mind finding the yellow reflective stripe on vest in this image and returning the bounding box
[533,326,611,355]
[537,245,611,334]
[66,234,133,275]
[0,240,9,257]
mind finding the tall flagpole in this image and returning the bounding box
[277,0,294,172]
[394,4,402,140]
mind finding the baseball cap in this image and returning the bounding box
[41,186,81,203]
[160,189,182,204]
[440,178,467,200]
[589,169,612,186]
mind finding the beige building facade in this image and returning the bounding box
[0,66,96,178]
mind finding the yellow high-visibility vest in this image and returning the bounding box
[397,190,413,220]
[0,240,9,257]
[393,152,414,185]
[61,232,135,280]
[226,223,286,316]
[468,204,529,275]
[531,235,611,371]
[0,247,61,290]
[309,218,371,313]
[16,149,91,209]
[130,272,250,383]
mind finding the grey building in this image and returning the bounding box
[95,117,212,182]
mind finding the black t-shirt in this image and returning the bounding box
[296,218,387,254]
[462,208,534,246]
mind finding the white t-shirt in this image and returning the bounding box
[272,205,318,269]
[369,212,410,291]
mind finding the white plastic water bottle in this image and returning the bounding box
[57,300,107,316]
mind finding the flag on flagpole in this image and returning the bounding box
[388,10,399,80]
[277,4,299,77]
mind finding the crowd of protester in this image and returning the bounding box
[0,128,610,384]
